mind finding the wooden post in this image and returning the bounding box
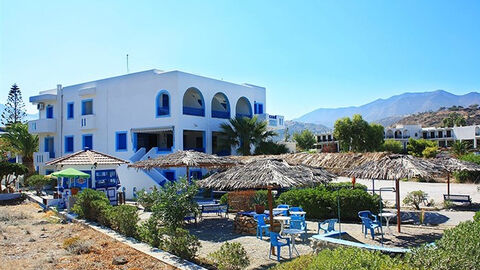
[395,179,401,233]
[267,186,275,255]
[447,172,450,197]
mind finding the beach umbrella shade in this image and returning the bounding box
[432,157,480,197]
[344,154,445,232]
[128,150,238,182]
[198,158,336,230]
[50,168,91,178]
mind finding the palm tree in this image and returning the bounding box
[451,140,467,157]
[219,116,276,156]
[2,123,38,175]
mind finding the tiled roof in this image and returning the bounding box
[45,149,128,166]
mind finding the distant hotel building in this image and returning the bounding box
[315,124,480,152]
[28,69,284,198]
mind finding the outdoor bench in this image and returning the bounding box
[443,194,472,204]
[199,204,229,219]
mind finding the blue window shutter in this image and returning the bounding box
[46,106,53,119]
[259,104,263,114]
[67,103,74,119]
[116,132,127,151]
[83,135,93,150]
[162,94,169,108]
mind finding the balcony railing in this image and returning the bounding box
[183,107,205,116]
[28,119,56,134]
[80,114,96,130]
[34,152,55,167]
[212,110,230,119]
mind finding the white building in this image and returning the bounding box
[315,124,480,152]
[28,69,284,198]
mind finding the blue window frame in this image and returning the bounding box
[156,90,170,117]
[82,134,93,150]
[81,99,93,115]
[254,102,264,114]
[116,131,128,151]
[67,102,74,119]
[64,135,74,153]
[46,105,54,119]
[95,169,118,188]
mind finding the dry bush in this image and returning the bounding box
[0,209,30,222]
[63,236,93,255]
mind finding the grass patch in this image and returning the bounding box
[63,236,93,255]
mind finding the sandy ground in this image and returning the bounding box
[187,214,447,270]
[0,202,170,270]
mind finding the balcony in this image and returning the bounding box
[183,107,205,116]
[28,119,56,134]
[212,110,230,119]
[80,114,96,130]
[34,152,55,167]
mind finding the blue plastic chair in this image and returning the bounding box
[360,217,381,239]
[269,232,291,261]
[289,206,303,212]
[254,214,270,240]
[290,215,308,241]
[318,219,338,234]
[358,211,380,233]
[276,204,289,216]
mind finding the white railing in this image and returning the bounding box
[80,114,96,130]
[28,119,56,134]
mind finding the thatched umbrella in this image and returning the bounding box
[344,154,445,232]
[128,150,237,182]
[197,158,336,229]
[432,157,480,197]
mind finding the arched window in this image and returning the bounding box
[235,97,252,118]
[211,92,230,119]
[183,87,205,116]
[156,90,170,117]
[386,130,394,138]
[394,130,402,139]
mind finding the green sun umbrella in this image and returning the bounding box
[50,168,90,178]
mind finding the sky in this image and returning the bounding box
[1,0,479,120]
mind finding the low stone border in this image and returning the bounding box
[25,192,207,270]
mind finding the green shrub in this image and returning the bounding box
[474,211,480,223]
[136,186,161,211]
[208,242,250,270]
[161,227,200,261]
[403,190,428,210]
[107,205,139,238]
[91,199,113,226]
[422,146,438,158]
[277,183,380,221]
[26,174,51,195]
[325,182,367,191]
[273,247,413,270]
[407,138,436,157]
[251,190,268,207]
[382,139,404,154]
[407,220,480,270]
[72,188,111,222]
[139,216,163,248]
[219,193,228,205]
[453,170,480,183]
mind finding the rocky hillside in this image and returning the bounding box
[394,105,480,127]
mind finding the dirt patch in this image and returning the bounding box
[0,202,173,270]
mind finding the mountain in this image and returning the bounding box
[273,120,330,141]
[394,105,480,127]
[294,90,480,127]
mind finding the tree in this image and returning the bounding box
[2,123,38,175]
[1,84,27,125]
[407,138,436,157]
[26,174,51,195]
[254,141,289,155]
[382,139,403,153]
[333,114,384,152]
[0,138,14,161]
[219,116,276,156]
[293,129,316,151]
[284,127,290,142]
[442,112,466,127]
[451,140,467,157]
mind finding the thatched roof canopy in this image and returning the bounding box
[432,157,480,172]
[128,150,238,170]
[345,154,445,180]
[46,149,128,166]
[231,152,390,174]
[197,158,336,190]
